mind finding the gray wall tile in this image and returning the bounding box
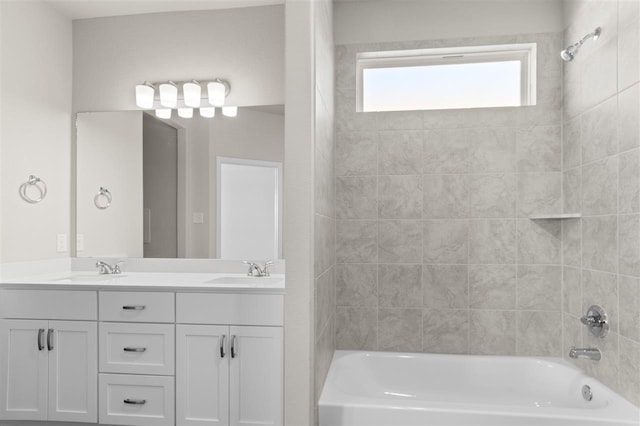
[469,265,517,309]
[379,131,423,175]
[336,176,377,219]
[469,310,516,355]
[619,214,640,276]
[378,308,423,352]
[336,264,378,307]
[423,220,468,264]
[423,174,469,218]
[517,311,562,356]
[423,129,469,173]
[469,174,516,218]
[469,219,516,264]
[618,83,640,152]
[378,220,422,263]
[582,215,618,273]
[423,265,468,309]
[517,219,561,264]
[379,264,423,308]
[619,149,640,214]
[336,307,378,350]
[517,173,562,217]
[336,220,377,263]
[581,96,618,163]
[335,131,378,176]
[423,309,469,354]
[379,175,422,219]
[516,125,561,172]
[582,156,618,216]
[468,127,516,173]
[517,265,561,311]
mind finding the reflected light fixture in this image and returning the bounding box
[135,82,155,108]
[178,108,193,118]
[156,109,171,119]
[200,107,215,118]
[159,81,178,108]
[222,106,238,117]
[207,79,229,107]
[183,80,201,108]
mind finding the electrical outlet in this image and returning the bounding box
[56,234,68,253]
[76,234,85,252]
[193,212,204,224]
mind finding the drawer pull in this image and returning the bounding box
[123,347,147,353]
[220,334,226,358]
[47,328,54,351]
[231,335,237,359]
[122,305,146,310]
[123,399,146,405]
[37,328,45,351]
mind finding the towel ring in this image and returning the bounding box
[94,187,112,210]
[19,175,47,204]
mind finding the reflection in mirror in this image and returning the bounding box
[75,106,284,259]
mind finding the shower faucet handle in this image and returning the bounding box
[580,305,608,338]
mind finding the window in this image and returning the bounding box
[356,43,537,112]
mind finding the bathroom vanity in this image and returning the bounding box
[0,270,284,426]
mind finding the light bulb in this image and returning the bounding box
[135,83,154,108]
[207,81,226,107]
[222,106,238,117]
[159,82,178,108]
[199,107,215,118]
[178,108,193,118]
[155,109,171,119]
[183,81,201,108]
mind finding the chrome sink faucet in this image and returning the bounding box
[96,261,123,275]
[243,260,274,277]
[569,346,601,361]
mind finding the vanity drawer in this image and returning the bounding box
[0,289,97,320]
[100,322,175,375]
[176,293,284,326]
[99,291,174,323]
[99,374,174,426]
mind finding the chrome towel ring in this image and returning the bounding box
[19,175,47,204]
[94,187,112,210]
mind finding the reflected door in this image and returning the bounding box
[216,157,282,260]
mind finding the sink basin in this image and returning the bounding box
[51,274,128,283]
[206,276,282,285]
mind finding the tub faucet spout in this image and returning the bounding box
[569,346,601,361]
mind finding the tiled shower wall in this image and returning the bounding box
[561,0,640,405]
[334,32,567,356]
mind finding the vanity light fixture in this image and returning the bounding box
[183,80,201,108]
[222,106,238,117]
[159,81,178,108]
[178,108,193,118]
[135,79,235,119]
[155,108,171,119]
[135,82,155,108]
[200,107,216,118]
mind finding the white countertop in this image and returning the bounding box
[0,271,285,294]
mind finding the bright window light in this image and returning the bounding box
[357,43,536,112]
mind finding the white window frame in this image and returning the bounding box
[356,43,537,112]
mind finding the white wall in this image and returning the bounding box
[0,0,72,262]
[72,5,284,112]
[334,0,564,44]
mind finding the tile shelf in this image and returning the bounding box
[529,213,582,220]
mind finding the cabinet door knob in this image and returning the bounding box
[47,328,54,351]
[220,334,226,358]
[123,399,146,405]
[231,335,237,359]
[122,305,146,310]
[123,347,147,352]
[37,328,45,351]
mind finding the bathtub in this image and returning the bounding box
[319,351,639,426]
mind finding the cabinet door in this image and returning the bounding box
[177,325,229,426]
[229,326,283,426]
[0,319,48,421]
[47,321,98,423]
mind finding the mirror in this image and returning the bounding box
[75,106,284,259]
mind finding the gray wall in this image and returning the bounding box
[334,32,565,356]
[313,0,336,423]
[561,0,640,405]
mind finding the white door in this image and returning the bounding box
[0,319,49,421]
[229,326,283,426]
[176,325,230,426]
[47,321,98,423]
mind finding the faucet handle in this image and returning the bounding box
[262,260,274,276]
[113,261,124,274]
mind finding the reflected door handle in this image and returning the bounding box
[220,335,226,358]
[231,335,237,358]
[122,305,146,310]
[47,329,54,351]
[123,399,146,405]
[123,347,147,352]
[37,328,45,351]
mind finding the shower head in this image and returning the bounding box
[560,27,602,62]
